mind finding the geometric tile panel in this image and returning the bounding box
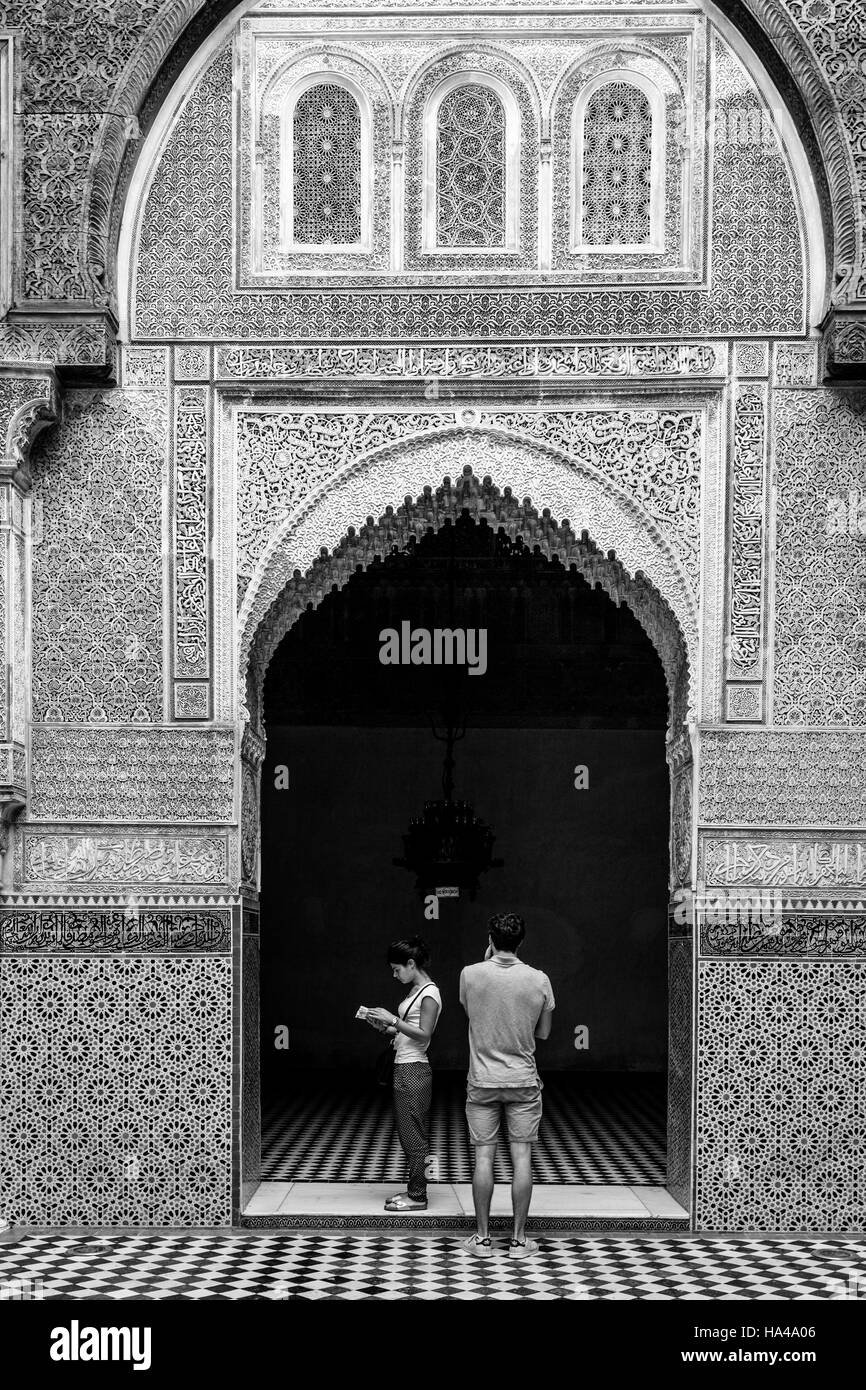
[666,939,693,1212]
[0,957,232,1226]
[696,960,866,1232]
[261,1073,666,1186]
[241,935,261,1200]
[0,1231,861,1301]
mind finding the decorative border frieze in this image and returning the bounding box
[701,913,866,958]
[699,730,866,827]
[700,835,866,892]
[172,387,212,718]
[725,385,766,709]
[19,830,232,889]
[1,893,238,908]
[29,727,235,823]
[0,907,231,953]
[215,341,727,383]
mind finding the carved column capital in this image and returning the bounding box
[0,363,60,485]
[822,309,866,377]
[0,307,117,380]
[0,789,25,854]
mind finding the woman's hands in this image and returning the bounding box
[367,1007,397,1030]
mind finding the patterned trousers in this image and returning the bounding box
[392,1062,433,1200]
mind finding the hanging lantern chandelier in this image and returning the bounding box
[393,714,503,900]
[391,516,503,899]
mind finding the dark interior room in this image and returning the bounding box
[259,514,670,1184]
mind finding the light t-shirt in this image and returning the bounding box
[459,956,555,1087]
[394,982,442,1065]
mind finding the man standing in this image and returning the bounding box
[459,912,555,1258]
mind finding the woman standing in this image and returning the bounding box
[367,937,442,1212]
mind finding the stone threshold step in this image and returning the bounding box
[239,1213,690,1232]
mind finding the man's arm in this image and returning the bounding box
[534,1008,553,1041]
[534,975,555,1040]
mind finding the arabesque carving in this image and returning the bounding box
[245,465,693,758]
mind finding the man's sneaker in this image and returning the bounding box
[508,1238,539,1258]
[462,1234,494,1257]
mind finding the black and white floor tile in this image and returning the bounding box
[262,1071,666,1184]
[0,1232,863,1301]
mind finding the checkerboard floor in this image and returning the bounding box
[262,1070,666,1184]
[1,1232,862,1301]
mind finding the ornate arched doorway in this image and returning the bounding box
[238,460,696,1221]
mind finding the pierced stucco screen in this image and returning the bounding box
[291,82,363,246]
[581,81,653,247]
[436,83,507,248]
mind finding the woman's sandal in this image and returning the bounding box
[384,1194,428,1211]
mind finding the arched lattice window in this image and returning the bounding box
[435,83,507,248]
[576,77,663,252]
[291,82,363,246]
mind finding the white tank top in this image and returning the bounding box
[393,982,442,1065]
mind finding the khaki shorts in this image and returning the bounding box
[465,1083,543,1145]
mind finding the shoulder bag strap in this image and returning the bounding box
[399,982,432,1021]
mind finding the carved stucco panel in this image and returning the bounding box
[772,390,866,725]
[19,829,232,889]
[701,836,866,890]
[237,428,700,711]
[699,730,866,827]
[131,27,805,339]
[29,389,167,724]
[234,405,704,598]
[29,728,236,824]
[3,0,857,325]
[172,387,211,722]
